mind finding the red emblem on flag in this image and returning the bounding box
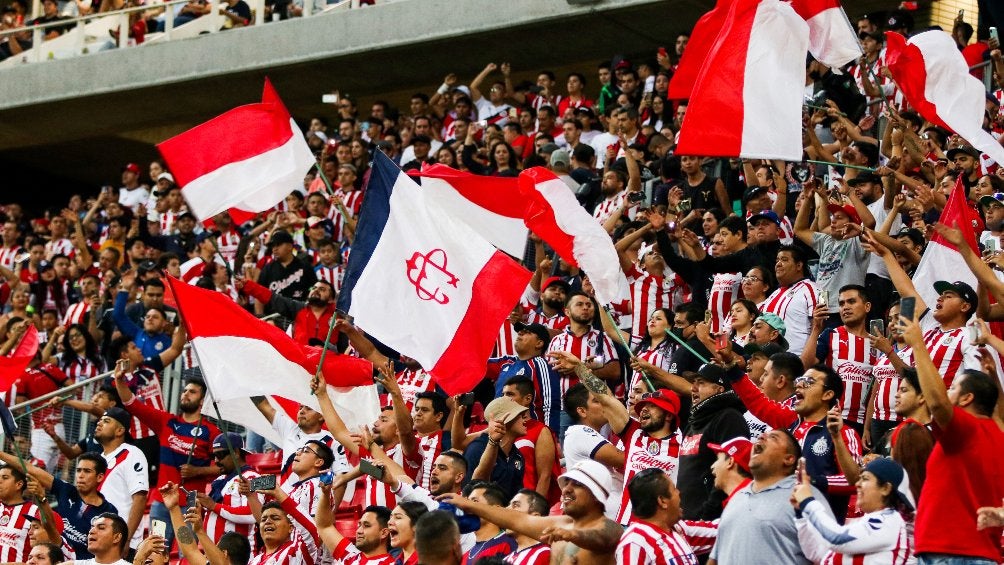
[406,249,459,304]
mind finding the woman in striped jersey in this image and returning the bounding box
[600,306,673,398]
[794,457,916,565]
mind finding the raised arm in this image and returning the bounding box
[468,62,497,102]
[335,319,391,367]
[899,315,952,428]
[311,375,359,457]
[0,451,54,489]
[437,492,567,539]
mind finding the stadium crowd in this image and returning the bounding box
[3,5,1004,565]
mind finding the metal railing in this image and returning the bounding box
[0,0,378,67]
[970,59,995,92]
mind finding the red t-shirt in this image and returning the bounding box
[914,406,1004,560]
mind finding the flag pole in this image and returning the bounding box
[600,306,654,392]
[1,409,45,527]
[311,308,340,395]
[663,327,710,365]
[805,159,876,172]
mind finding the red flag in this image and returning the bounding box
[885,30,1004,167]
[676,0,809,160]
[912,175,982,313]
[789,0,861,68]
[0,325,38,390]
[157,78,316,221]
[667,0,730,100]
[166,276,378,439]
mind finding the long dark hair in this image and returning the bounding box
[60,323,104,372]
[30,277,68,318]
[634,307,674,355]
[488,141,519,172]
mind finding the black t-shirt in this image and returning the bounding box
[224,0,251,23]
[258,255,317,301]
[683,174,719,211]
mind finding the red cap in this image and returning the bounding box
[26,510,65,534]
[633,389,681,417]
[541,276,570,293]
[708,437,753,473]
[122,163,141,174]
[826,203,862,225]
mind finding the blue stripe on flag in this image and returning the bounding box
[336,150,396,313]
[0,402,16,437]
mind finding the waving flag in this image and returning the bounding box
[338,152,531,395]
[667,0,730,100]
[166,277,378,438]
[789,0,861,69]
[912,175,982,313]
[157,79,315,221]
[412,165,528,258]
[885,30,1004,168]
[676,0,808,160]
[0,325,38,390]
[519,167,628,306]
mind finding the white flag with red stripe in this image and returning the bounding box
[911,176,982,313]
[166,276,378,440]
[157,79,315,221]
[412,165,529,258]
[518,167,628,306]
[885,30,1004,168]
[676,0,808,160]
[789,0,861,69]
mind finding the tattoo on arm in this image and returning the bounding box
[176,524,195,545]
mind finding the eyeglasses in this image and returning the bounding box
[295,446,318,456]
[742,276,763,283]
[793,376,817,389]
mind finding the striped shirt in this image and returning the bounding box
[45,237,75,260]
[204,467,260,547]
[593,192,629,225]
[0,501,40,563]
[617,519,717,565]
[628,338,673,394]
[707,272,742,334]
[217,229,243,269]
[121,367,164,439]
[159,209,182,235]
[58,354,104,384]
[415,430,444,491]
[362,443,419,508]
[616,420,682,524]
[625,265,692,338]
[524,308,569,331]
[911,323,980,387]
[504,543,550,565]
[493,318,519,358]
[0,245,22,270]
[326,189,365,244]
[762,279,819,354]
[816,326,877,424]
[547,327,618,402]
[871,347,910,423]
[289,477,322,518]
[396,369,436,410]
[62,301,91,326]
[331,538,397,565]
[314,264,343,292]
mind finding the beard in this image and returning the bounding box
[543,297,565,311]
[641,411,667,434]
[307,296,327,307]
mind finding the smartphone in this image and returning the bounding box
[322,93,338,104]
[704,310,713,324]
[819,290,829,306]
[900,296,916,323]
[658,47,668,58]
[869,319,885,337]
[181,488,197,514]
[679,199,693,214]
[151,519,167,538]
[359,459,385,481]
[249,474,277,492]
[627,191,646,204]
[318,470,335,486]
[967,325,980,343]
[992,27,1000,44]
[667,221,677,232]
[715,333,729,350]
[457,392,475,407]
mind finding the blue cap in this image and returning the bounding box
[863,457,915,511]
[746,209,781,226]
[437,502,481,534]
[212,432,247,453]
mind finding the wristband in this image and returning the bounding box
[488,437,501,447]
[437,83,450,95]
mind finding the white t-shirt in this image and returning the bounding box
[118,186,150,212]
[866,198,900,278]
[562,424,623,519]
[100,443,149,546]
[399,140,443,166]
[475,98,512,124]
[589,132,619,170]
[273,410,349,490]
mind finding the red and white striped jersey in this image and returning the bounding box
[909,324,980,387]
[396,369,436,410]
[124,368,165,439]
[848,54,887,105]
[217,229,243,269]
[617,519,705,565]
[159,209,182,235]
[505,543,550,565]
[616,421,682,524]
[58,354,104,383]
[414,430,444,491]
[625,265,692,338]
[762,279,819,354]
[314,264,343,293]
[362,443,419,508]
[707,272,742,334]
[628,338,673,393]
[0,501,39,563]
[248,538,315,565]
[61,301,90,326]
[524,307,569,331]
[326,189,364,244]
[289,476,322,518]
[818,326,878,424]
[204,467,261,546]
[547,327,618,401]
[45,238,75,260]
[593,192,629,225]
[493,318,519,358]
[0,245,22,270]
[331,537,397,565]
[871,347,911,422]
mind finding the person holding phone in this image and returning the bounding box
[793,457,915,564]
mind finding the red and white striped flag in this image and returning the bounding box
[157,79,315,221]
[912,175,982,313]
[667,0,730,101]
[412,165,529,258]
[885,30,1004,168]
[789,0,861,69]
[518,167,628,306]
[676,0,808,160]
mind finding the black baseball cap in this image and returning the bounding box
[269,230,294,246]
[933,281,978,308]
[514,322,551,345]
